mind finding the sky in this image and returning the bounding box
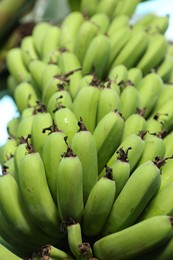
[0,0,173,148]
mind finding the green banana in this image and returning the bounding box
[89,12,110,34]
[140,182,173,220]
[72,83,101,133]
[0,137,17,164]
[156,54,173,83]
[148,14,170,34]
[53,106,79,145]
[41,63,61,92]
[96,84,121,124]
[126,67,143,87]
[121,109,147,141]
[20,35,38,69]
[83,167,116,237]
[107,132,146,173]
[93,110,125,174]
[71,119,98,204]
[18,150,63,239]
[133,13,158,30]
[137,33,168,75]
[108,64,128,90]
[110,147,131,198]
[159,158,173,190]
[146,114,165,133]
[82,34,111,79]
[0,243,22,260]
[58,11,85,52]
[153,84,173,112]
[38,244,73,259]
[108,15,129,33]
[103,159,162,235]
[6,116,20,138]
[117,0,140,17]
[56,144,84,222]
[68,0,82,11]
[41,123,67,203]
[95,0,119,19]
[136,72,164,118]
[74,20,98,64]
[94,215,173,259]
[111,29,149,69]
[31,108,53,154]
[13,81,39,114]
[6,47,31,83]
[80,0,100,16]
[16,113,36,139]
[120,85,142,119]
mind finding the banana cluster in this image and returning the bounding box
[1,1,173,259]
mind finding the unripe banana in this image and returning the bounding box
[117,0,140,17]
[133,13,158,30]
[156,54,173,83]
[72,83,101,133]
[71,119,98,203]
[6,47,31,83]
[89,12,110,34]
[13,81,39,113]
[107,132,146,173]
[111,148,131,198]
[54,106,79,145]
[31,107,53,153]
[96,0,119,19]
[83,167,116,237]
[126,67,143,87]
[159,158,173,190]
[82,34,111,79]
[37,244,73,259]
[0,243,22,260]
[58,11,85,52]
[7,74,18,96]
[137,33,168,75]
[41,123,67,202]
[2,156,15,178]
[56,145,84,222]
[6,116,20,138]
[0,137,17,164]
[16,113,36,139]
[121,109,147,141]
[146,114,165,133]
[136,72,164,118]
[94,215,173,259]
[120,85,142,119]
[20,35,38,69]
[103,159,162,235]
[74,20,98,63]
[80,0,100,16]
[41,63,61,92]
[149,14,170,34]
[18,150,62,239]
[96,84,121,124]
[153,84,173,112]
[111,29,149,69]
[93,110,125,174]
[108,64,128,90]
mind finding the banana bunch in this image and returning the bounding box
[1,0,173,259]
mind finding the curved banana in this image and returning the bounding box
[126,67,143,87]
[83,167,116,237]
[41,63,61,93]
[156,54,173,83]
[108,15,129,33]
[20,35,38,69]
[71,119,98,203]
[0,137,17,164]
[103,159,162,235]
[80,0,100,16]
[0,243,22,260]
[37,244,73,259]
[89,12,110,34]
[108,64,128,90]
[95,0,119,19]
[94,215,173,259]
[93,110,125,174]
[56,145,84,222]
[116,0,140,17]
[153,84,173,112]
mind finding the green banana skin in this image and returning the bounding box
[159,158,173,190]
[0,137,17,164]
[72,84,101,133]
[96,0,119,19]
[39,243,73,259]
[82,34,111,79]
[13,81,39,114]
[93,110,125,174]
[0,174,58,249]
[80,0,100,16]
[133,13,158,29]
[18,151,63,240]
[47,88,73,118]
[89,12,110,35]
[31,110,53,154]
[136,33,168,75]
[116,0,140,17]
[146,114,165,133]
[121,110,147,141]
[153,84,173,112]
[96,85,121,124]
[120,85,142,119]
[74,20,98,64]
[111,29,149,69]
[108,27,132,68]
[163,130,173,157]
[58,11,85,52]
[0,241,22,259]
[7,74,18,96]
[20,35,38,69]
[139,182,173,220]
[41,63,61,93]
[108,14,129,35]
[156,54,173,83]
[136,132,166,167]
[53,107,79,145]
[6,47,31,83]
[126,67,143,87]
[136,72,164,118]
[71,119,98,204]
[2,155,15,178]
[148,14,170,34]
[41,126,67,203]
[32,21,52,58]
[103,160,161,235]
[110,148,131,198]
[94,215,173,260]
[6,116,20,138]
[16,113,36,139]
[83,170,116,237]
[104,79,121,95]
[108,64,128,89]
[56,146,84,223]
